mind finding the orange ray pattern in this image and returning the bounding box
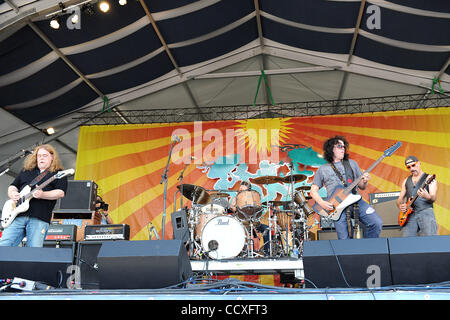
[75,107,450,242]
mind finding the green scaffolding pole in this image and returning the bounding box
[253,70,275,106]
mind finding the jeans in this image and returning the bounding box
[401,208,437,237]
[334,199,383,240]
[256,223,270,255]
[0,216,49,247]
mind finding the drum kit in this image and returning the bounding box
[177,174,317,260]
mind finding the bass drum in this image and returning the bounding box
[201,215,246,259]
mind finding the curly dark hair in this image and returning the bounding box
[323,135,349,163]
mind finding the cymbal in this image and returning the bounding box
[296,185,311,191]
[250,175,284,185]
[177,184,210,204]
[282,174,307,183]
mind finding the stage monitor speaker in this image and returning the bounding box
[0,246,74,288]
[172,209,189,243]
[54,180,97,213]
[43,241,77,263]
[76,241,104,289]
[303,238,392,288]
[97,240,192,289]
[388,235,450,285]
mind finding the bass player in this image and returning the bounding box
[397,156,437,237]
[0,144,68,247]
[310,136,383,239]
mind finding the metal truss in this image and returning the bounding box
[74,93,450,125]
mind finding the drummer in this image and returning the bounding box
[230,181,270,256]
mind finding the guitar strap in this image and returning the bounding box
[29,169,49,188]
[330,160,355,192]
[407,173,429,203]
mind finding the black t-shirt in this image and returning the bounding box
[11,168,68,223]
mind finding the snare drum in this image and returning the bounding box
[201,215,247,259]
[235,190,263,221]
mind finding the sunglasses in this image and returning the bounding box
[335,144,346,149]
[406,162,417,169]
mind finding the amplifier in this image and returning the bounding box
[369,191,400,205]
[369,191,401,226]
[45,224,77,241]
[84,224,130,241]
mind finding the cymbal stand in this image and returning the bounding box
[267,207,275,257]
[248,219,255,258]
[286,162,296,256]
[187,205,199,258]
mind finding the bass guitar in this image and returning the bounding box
[398,174,436,227]
[1,168,74,229]
[312,142,402,221]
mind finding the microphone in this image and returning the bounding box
[171,135,181,143]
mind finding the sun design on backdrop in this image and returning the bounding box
[234,118,293,155]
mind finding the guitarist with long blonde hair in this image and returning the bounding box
[0,144,68,247]
[397,156,437,237]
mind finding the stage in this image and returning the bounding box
[1,236,450,302]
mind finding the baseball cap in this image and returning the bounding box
[405,155,418,165]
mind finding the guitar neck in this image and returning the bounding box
[344,155,385,194]
[24,174,56,199]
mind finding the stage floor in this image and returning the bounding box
[1,283,450,301]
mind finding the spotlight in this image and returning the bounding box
[98,1,110,13]
[118,0,127,5]
[49,16,60,29]
[45,127,56,135]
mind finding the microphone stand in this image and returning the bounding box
[160,139,178,240]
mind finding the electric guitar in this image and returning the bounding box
[312,142,402,221]
[398,174,436,227]
[1,168,74,229]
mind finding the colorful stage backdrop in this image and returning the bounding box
[75,107,450,245]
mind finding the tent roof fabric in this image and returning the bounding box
[0,0,448,159]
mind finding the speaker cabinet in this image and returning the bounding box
[303,238,392,288]
[389,235,450,285]
[54,180,98,213]
[172,209,189,243]
[0,246,74,288]
[97,240,192,289]
[76,241,104,289]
